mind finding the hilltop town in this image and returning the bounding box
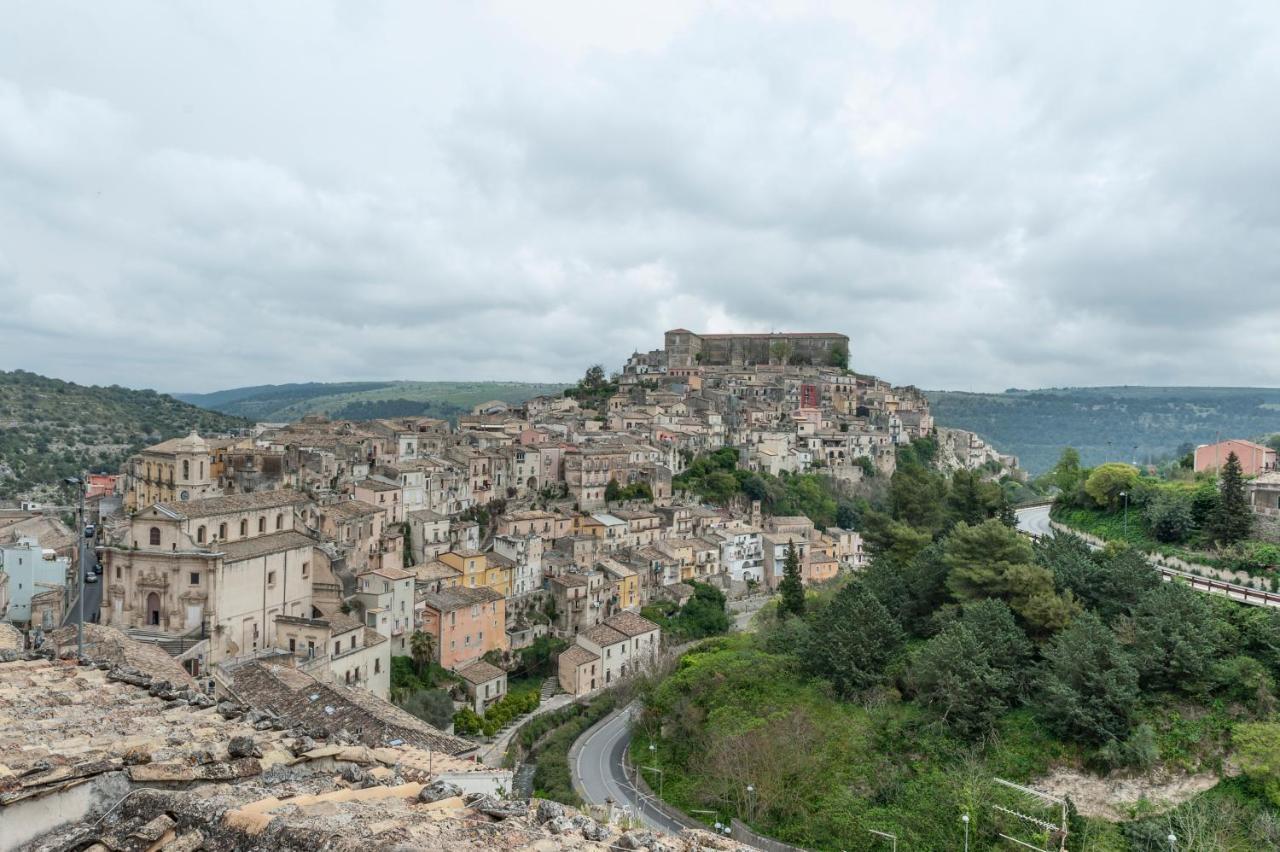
[0,329,1019,849]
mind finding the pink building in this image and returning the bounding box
[417,585,508,670]
[1194,440,1276,476]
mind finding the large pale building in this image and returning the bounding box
[99,490,320,669]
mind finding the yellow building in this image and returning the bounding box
[598,558,639,613]
[438,549,511,598]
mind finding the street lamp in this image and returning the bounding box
[962,813,970,852]
[1120,491,1130,537]
[1168,833,1177,851]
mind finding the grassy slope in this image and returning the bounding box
[176,380,569,421]
[928,386,1280,475]
[0,370,248,499]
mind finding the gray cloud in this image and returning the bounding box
[0,1,1277,393]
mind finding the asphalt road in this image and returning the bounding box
[573,594,771,834]
[1015,504,1054,538]
[574,702,689,835]
[62,538,101,629]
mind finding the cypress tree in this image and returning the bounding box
[1210,451,1253,546]
[777,540,805,618]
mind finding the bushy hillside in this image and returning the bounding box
[0,370,248,500]
[176,380,569,422]
[929,386,1280,474]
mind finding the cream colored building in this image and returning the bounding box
[100,490,320,669]
[125,430,230,511]
[558,611,660,697]
[272,612,391,699]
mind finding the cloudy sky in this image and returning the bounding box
[2,1,1277,393]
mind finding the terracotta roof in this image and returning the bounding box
[418,586,503,613]
[603,610,661,638]
[157,489,307,519]
[456,660,505,685]
[579,623,628,646]
[559,644,599,667]
[360,566,414,581]
[220,530,316,562]
[324,499,384,521]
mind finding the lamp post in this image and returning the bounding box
[746,784,755,822]
[962,813,970,852]
[1168,833,1177,852]
[1120,490,1130,537]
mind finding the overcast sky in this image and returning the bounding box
[2,2,1277,394]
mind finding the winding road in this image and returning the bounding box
[572,594,770,833]
[1015,503,1054,538]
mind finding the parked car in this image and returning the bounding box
[92,562,103,575]
[84,573,99,584]
[84,524,96,539]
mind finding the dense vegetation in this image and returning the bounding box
[641,581,732,641]
[176,379,566,422]
[633,446,1280,850]
[673,446,873,530]
[0,370,248,499]
[928,386,1280,474]
[1049,449,1279,576]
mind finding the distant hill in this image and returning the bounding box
[928,386,1280,475]
[0,370,249,500]
[175,380,570,423]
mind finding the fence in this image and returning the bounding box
[729,819,811,852]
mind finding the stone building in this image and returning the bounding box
[664,328,849,368]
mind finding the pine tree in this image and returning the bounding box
[777,540,805,618]
[1209,451,1253,546]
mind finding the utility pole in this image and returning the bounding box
[65,475,87,657]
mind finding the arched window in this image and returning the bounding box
[196,526,206,544]
[149,527,161,546]
[218,522,227,540]
[275,513,283,530]
[258,516,266,533]
[182,460,190,479]
[239,519,248,537]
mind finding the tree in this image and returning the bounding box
[777,541,805,619]
[409,630,435,678]
[1049,448,1084,494]
[1208,451,1253,546]
[1146,491,1194,543]
[861,510,932,566]
[1128,582,1222,692]
[582,364,607,391]
[864,542,951,636]
[890,465,948,532]
[945,519,1036,602]
[1084,463,1140,509]
[947,469,1002,527]
[910,621,1009,738]
[769,339,794,366]
[960,598,1034,696]
[1037,613,1139,744]
[805,581,903,696]
[604,478,621,503]
[401,688,455,729]
[828,340,849,369]
[1235,722,1280,807]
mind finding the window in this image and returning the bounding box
[374,659,381,674]
[190,572,200,586]
[288,638,296,652]
[267,571,276,586]
[334,642,340,655]
[218,522,227,540]
[240,520,248,537]
[149,527,161,546]
[275,514,283,530]
[196,526,206,544]
[302,562,310,578]
[182,460,190,479]
[115,566,121,580]
[350,636,356,650]
[258,517,266,533]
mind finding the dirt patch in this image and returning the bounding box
[1033,767,1226,821]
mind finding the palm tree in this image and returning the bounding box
[410,630,435,678]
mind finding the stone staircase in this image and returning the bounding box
[540,675,560,701]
